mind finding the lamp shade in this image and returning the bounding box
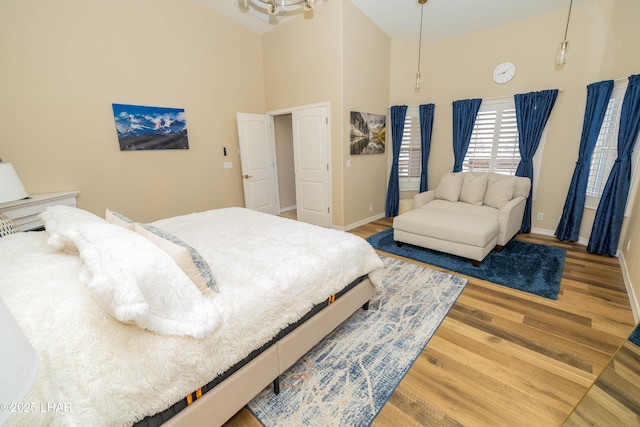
[0,163,28,204]
[0,298,39,426]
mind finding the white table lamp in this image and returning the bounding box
[0,163,28,204]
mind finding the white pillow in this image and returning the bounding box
[59,222,222,338]
[435,172,464,202]
[105,208,135,230]
[484,175,516,209]
[459,173,488,206]
[39,205,107,253]
[135,223,218,295]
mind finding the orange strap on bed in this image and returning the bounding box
[328,294,336,305]
[186,388,203,405]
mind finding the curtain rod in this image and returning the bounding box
[387,104,431,108]
[481,88,564,103]
[389,89,566,108]
[390,78,630,108]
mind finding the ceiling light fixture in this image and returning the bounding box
[415,0,428,92]
[555,0,573,66]
[258,0,315,16]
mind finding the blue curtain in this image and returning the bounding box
[515,89,559,233]
[385,105,407,217]
[588,74,640,255]
[419,103,435,192]
[452,98,482,172]
[555,80,614,241]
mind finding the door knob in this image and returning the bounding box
[244,174,253,179]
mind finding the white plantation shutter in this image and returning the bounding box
[586,85,624,201]
[463,99,520,175]
[585,80,640,213]
[398,106,421,189]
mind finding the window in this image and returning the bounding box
[462,97,546,198]
[585,81,640,212]
[398,106,421,191]
[586,83,625,208]
[463,99,521,174]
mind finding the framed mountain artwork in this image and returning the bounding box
[350,111,386,155]
[112,103,189,151]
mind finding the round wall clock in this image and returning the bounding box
[492,61,516,84]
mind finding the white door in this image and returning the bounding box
[236,113,278,215]
[292,106,331,227]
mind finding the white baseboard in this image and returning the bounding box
[529,227,555,237]
[529,227,589,246]
[279,205,296,213]
[343,212,386,231]
[618,251,640,324]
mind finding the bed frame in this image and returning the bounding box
[162,277,376,426]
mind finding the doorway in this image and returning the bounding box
[237,102,332,227]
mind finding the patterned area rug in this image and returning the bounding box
[247,256,467,426]
[367,228,565,300]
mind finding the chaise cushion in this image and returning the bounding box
[394,208,498,248]
[435,172,463,202]
[459,173,488,206]
[484,174,516,209]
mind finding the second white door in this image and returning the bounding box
[292,106,331,227]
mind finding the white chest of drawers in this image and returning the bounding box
[0,191,80,231]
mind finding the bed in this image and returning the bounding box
[0,206,383,426]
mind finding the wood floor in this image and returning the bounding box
[224,217,636,427]
[565,337,640,425]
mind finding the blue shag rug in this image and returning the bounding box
[630,324,640,347]
[247,256,467,426]
[366,228,565,300]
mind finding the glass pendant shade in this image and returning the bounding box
[556,0,573,66]
[556,41,569,66]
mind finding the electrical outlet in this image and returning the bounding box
[369,204,373,212]
[537,212,544,220]
[627,240,632,251]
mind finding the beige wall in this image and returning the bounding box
[262,0,391,227]
[342,0,391,226]
[607,0,640,316]
[0,0,266,222]
[261,2,345,225]
[274,115,296,210]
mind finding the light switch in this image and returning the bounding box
[224,162,233,169]
[347,160,351,168]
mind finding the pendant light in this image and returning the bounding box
[415,0,428,92]
[555,0,573,66]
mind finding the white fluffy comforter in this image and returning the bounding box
[0,208,382,426]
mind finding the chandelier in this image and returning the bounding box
[257,0,315,15]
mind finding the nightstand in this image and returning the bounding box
[0,191,80,231]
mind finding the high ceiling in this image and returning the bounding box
[199,0,585,40]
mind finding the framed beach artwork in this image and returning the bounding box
[112,103,189,151]
[349,111,386,155]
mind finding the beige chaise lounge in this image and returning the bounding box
[393,171,531,265]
